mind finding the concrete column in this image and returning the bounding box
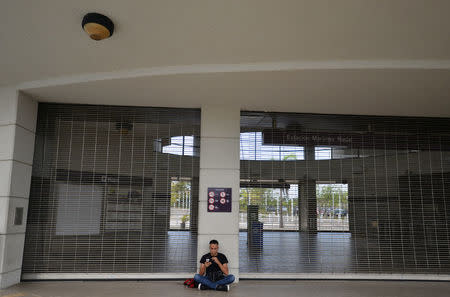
[299,146,317,232]
[299,179,317,232]
[0,89,37,288]
[298,181,308,232]
[197,105,240,281]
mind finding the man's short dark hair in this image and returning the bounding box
[209,239,219,245]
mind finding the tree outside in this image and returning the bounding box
[316,184,348,217]
[239,185,299,230]
[316,183,349,231]
[171,180,191,208]
[170,180,191,229]
[240,187,297,215]
[238,183,348,231]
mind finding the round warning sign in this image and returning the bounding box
[220,198,226,204]
[208,198,215,204]
[220,191,226,198]
[208,204,215,211]
[209,191,215,198]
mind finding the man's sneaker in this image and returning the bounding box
[216,284,229,292]
[198,283,209,290]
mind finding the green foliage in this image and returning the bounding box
[171,181,191,207]
[283,154,297,161]
[240,188,273,212]
[181,214,190,222]
[240,187,298,214]
[239,184,347,216]
[316,184,348,209]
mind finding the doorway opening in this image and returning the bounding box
[170,178,192,230]
[316,183,349,231]
[239,182,299,231]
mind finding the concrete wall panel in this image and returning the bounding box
[16,92,38,133]
[201,105,240,138]
[9,161,32,199]
[1,234,25,273]
[0,126,15,161]
[200,137,240,170]
[13,126,35,165]
[0,161,12,197]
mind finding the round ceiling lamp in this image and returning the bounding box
[82,12,114,41]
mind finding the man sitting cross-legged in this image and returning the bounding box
[194,239,235,291]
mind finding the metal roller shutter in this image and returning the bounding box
[23,103,200,276]
[239,111,450,275]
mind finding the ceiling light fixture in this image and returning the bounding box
[82,12,114,41]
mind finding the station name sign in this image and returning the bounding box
[284,133,353,146]
[262,129,448,150]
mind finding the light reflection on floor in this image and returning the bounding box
[239,231,353,273]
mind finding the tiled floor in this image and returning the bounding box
[2,280,450,297]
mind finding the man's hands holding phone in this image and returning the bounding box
[205,257,219,267]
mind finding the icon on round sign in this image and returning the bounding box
[208,191,215,198]
[208,205,215,211]
[220,192,226,198]
[208,198,214,204]
[220,198,226,204]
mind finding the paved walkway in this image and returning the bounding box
[1,280,450,297]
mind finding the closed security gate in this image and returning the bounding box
[23,104,200,277]
[239,111,450,276]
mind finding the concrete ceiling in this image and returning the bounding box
[2,1,450,116]
[25,69,450,117]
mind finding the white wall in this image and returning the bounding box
[0,89,37,288]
